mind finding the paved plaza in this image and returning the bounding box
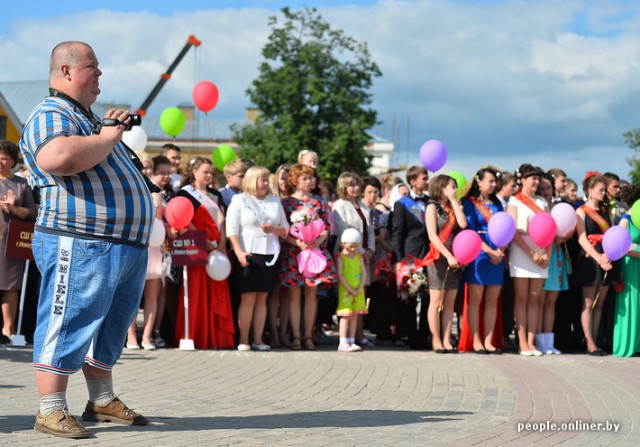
[1,341,638,446]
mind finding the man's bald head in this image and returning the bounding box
[49,41,93,83]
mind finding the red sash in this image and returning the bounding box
[423,204,457,266]
[580,205,610,252]
[580,205,610,233]
[515,192,544,214]
[470,197,494,223]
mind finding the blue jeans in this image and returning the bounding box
[31,232,147,374]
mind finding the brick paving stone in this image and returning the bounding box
[1,344,639,446]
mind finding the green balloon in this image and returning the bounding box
[631,200,640,229]
[159,107,185,137]
[446,170,467,199]
[212,144,237,171]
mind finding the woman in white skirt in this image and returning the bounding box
[507,164,551,356]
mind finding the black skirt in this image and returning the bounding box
[234,253,280,293]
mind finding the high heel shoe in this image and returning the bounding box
[291,337,302,350]
[152,330,166,349]
[432,341,446,354]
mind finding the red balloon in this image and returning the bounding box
[192,81,219,113]
[165,197,194,230]
[529,212,557,248]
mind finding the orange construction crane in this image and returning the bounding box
[136,35,202,116]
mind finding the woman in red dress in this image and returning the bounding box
[173,157,235,349]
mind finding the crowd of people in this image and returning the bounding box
[52,143,640,359]
[3,139,640,359]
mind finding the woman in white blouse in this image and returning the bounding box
[331,172,375,258]
[331,172,376,346]
[226,166,290,351]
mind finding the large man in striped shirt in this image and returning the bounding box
[19,41,154,439]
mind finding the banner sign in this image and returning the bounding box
[169,230,207,266]
[4,220,35,261]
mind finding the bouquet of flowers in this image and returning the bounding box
[374,252,395,286]
[395,255,428,300]
[290,205,318,226]
[290,205,327,278]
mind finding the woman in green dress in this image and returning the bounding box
[613,214,640,357]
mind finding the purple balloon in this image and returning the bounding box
[487,211,516,247]
[419,140,447,172]
[602,225,631,261]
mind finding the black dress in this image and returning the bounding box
[573,208,620,287]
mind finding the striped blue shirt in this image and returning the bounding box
[19,97,153,246]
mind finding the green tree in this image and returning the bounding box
[623,128,640,184]
[233,7,382,183]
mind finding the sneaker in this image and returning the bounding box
[81,397,149,426]
[34,409,90,439]
[251,343,271,351]
[237,344,251,352]
[338,344,353,352]
[350,344,363,352]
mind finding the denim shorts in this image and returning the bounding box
[31,231,148,375]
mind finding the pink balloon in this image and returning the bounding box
[165,197,194,230]
[192,81,220,113]
[452,229,482,265]
[551,202,577,236]
[529,212,557,248]
[419,140,447,172]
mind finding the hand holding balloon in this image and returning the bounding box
[602,225,631,262]
[452,230,482,265]
[165,197,194,230]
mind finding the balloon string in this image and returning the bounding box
[590,271,608,312]
[438,267,450,312]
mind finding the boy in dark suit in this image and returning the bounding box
[391,165,430,349]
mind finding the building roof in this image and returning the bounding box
[0,80,111,125]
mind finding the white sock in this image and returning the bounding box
[86,377,116,407]
[340,337,348,346]
[40,391,67,415]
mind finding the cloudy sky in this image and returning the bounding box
[2,0,640,183]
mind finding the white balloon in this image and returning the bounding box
[149,218,166,247]
[122,126,148,152]
[206,251,231,281]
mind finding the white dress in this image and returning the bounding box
[507,194,549,279]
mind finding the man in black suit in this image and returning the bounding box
[390,165,430,349]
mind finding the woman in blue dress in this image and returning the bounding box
[459,168,505,353]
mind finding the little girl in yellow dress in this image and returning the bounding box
[335,228,368,352]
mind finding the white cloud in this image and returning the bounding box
[2,0,639,181]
